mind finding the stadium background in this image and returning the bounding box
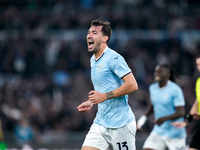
[0,0,200,149]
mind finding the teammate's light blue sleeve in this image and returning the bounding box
[173,86,185,107]
[109,54,131,79]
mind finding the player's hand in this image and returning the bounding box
[88,90,106,104]
[136,125,143,131]
[171,122,187,129]
[77,101,93,113]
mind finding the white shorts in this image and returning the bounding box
[82,120,137,150]
[143,132,186,150]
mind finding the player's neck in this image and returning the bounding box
[94,44,107,60]
[159,80,169,88]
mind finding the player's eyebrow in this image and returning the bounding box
[88,29,97,34]
[92,30,97,34]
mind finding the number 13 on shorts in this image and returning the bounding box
[117,142,128,150]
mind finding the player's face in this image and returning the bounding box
[87,25,104,53]
[154,65,169,82]
[196,57,200,72]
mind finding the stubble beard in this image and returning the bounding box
[90,42,101,54]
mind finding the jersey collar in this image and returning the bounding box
[95,46,108,61]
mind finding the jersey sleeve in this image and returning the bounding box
[173,86,185,107]
[109,54,131,79]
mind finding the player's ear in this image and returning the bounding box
[103,36,108,43]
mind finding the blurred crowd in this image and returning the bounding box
[0,0,200,145]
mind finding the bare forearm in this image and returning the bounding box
[145,104,154,117]
[106,91,115,99]
[163,113,184,121]
[106,81,138,99]
[162,106,185,121]
[105,73,138,100]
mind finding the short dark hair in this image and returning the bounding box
[196,53,200,59]
[90,19,112,44]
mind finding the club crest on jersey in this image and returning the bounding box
[98,65,104,72]
[164,94,168,99]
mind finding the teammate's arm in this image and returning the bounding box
[171,99,199,128]
[155,106,185,126]
[144,103,154,117]
[137,103,153,129]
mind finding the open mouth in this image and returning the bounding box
[88,40,94,49]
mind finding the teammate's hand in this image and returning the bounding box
[136,125,143,131]
[77,101,93,113]
[171,122,187,129]
[88,90,106,104]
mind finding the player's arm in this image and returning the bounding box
[144,103,154,117]
[171,100,199,128]
[155,106,185,126]
[107,72,138,99]
[88,72,138,104]
[137,103,154,129]
[184,99,199,124]
[171,99,199,128]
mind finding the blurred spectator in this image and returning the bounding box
[14,118,33,146]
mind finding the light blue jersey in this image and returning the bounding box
[149,81,186,138]
[91,47,135,128]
